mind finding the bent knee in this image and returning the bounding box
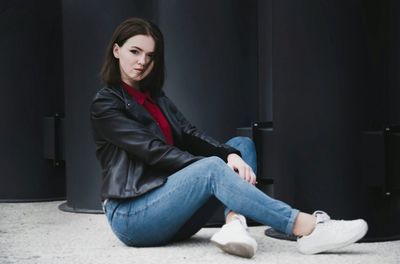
[227,136,255,147]
[201,156,226,168]
[229,136,255,152]
[238,136,255,147]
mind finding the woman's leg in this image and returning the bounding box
[171,136,257,241]
[223,138,323,237]
[223,137,257,221]
[104,156,298,247]
[170,197,221,242]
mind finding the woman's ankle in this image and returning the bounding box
[292,212,316,237]
[225,211,238,224]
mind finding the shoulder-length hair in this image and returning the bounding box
[100,17,165,96]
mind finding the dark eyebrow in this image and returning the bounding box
[130,46,155,54]
[131,46,143,51]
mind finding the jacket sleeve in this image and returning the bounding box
[164,97,241,161]
[91,92,202,172]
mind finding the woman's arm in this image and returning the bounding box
[91,91,202,172]
[160,96,256,185]
[162,96,241,161]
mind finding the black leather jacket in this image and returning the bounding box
[90,85,240,199]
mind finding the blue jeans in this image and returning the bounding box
[104,136,299,247]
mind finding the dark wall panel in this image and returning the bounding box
[271,0,372,214]
[157,0,259,142]
[269,0,400,239]
[386,0,400,124]
[258,0,273,121]
[0,0,65,200]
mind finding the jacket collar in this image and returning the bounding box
[121,82,154,105]
[113,84,167,143]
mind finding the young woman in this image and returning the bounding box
[91,17,368,258]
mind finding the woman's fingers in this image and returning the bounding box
[238,165,254,184]
[237,165,246,180]
[243,166,256,185]
[247,167,257,185]
[245,166,252,183]
[250,170,257,185]
[226,154,256,185]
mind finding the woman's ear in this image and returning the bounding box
[113,43,120,59]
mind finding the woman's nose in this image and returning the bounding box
[138,54,147,65]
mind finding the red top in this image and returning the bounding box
[122,82,174,145]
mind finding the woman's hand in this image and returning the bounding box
[227,153,257,185]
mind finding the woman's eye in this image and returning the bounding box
[130,50,139,55]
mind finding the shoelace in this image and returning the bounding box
[232,214,249,229]
[313,210,331,224]
[313,211,348,229]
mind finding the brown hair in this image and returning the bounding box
[100,17,165,96]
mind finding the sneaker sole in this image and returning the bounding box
[211,240,256,258]
[299,221,368,255]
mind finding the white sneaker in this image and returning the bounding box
[297,211,368,254]
[210,215,257,258]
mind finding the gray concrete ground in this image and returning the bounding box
[0,201,399,264]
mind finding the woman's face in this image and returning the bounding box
[113,34,155,87]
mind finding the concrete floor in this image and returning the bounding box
[0,201,399,264]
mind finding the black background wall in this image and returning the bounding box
[385,0,400,123]
[157,0,259,141]
[266,0,400,239]
[270,0,372,215]
[0,0,65,201]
